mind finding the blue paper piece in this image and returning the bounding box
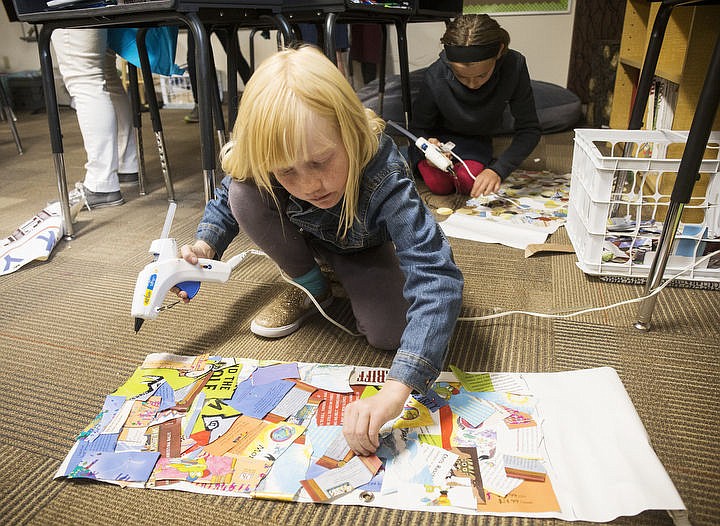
[68,451,160,482]
[675,225,707,257]
[305,460,329,480]
[448,392,496,427]
[252,362,300,386]
[183,391,206,435]
[256,442,311,495]
[84,395,125,443]
[63,433,119,477]
[378,432,434,491]
[226,379,294,419]
[305,423,343,460]
[357,469,384,492]
[412,388,449,412]
[154,380,176,411]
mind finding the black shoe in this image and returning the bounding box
[119,172,139,185]
[69,183,124,209]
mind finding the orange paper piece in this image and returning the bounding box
[478,477,560,513]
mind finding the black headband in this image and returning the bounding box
[444,43,501,63]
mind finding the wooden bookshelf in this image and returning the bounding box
[609,1,720,222]
[609,0,720,131]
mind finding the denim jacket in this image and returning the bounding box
[197,134,464,394]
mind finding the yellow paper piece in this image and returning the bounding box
[125,396,162,427]
[190,398,241,436]
[113,367,202,398]
[393,396,435,429]
[360,385,380,399]
[202,364,242,399]
[203,415,266,457]
[236,421,306,460]
[450,366,494,392]
[229,457,273,492]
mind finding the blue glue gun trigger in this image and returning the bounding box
[176,281,201,300]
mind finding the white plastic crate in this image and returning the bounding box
[159,71,226,109]
[567,128,720,284]
[160,74,195,109]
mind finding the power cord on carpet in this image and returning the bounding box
[230,248,719,335]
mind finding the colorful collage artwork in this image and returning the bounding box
[56,354,561,516]
[464,170,571,234]
[1,202,64,276]
[437,170,571,249]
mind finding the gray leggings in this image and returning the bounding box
[228,180,409,350]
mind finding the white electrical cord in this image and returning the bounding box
[229,248,719,332]
[457,249,720,323]
[231,249,362,336]
[449,150,475,180]
[278,268,363,337]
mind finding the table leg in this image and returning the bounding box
[126,64,147,196]
[0,81,23,154]
[322,12,338,63]
[186,13,217,203]
[378,24,387,117]
[226,25,240,132]
[38,24,74,239]
[394,18,411,127]
[137,28,175,202]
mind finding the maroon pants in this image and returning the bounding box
[417,159,485,195]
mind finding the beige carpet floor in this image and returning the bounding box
[0,108,718,526]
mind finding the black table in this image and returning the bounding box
[280,1,462,126]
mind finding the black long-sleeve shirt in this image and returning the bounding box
[410,50,541,180]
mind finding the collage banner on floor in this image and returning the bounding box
[439,170,571,250]
[56,354,685,521]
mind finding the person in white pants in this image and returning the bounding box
[52,28,138,208]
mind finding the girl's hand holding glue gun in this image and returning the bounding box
[426,137,501,197]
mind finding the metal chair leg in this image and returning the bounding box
[206,37,228,149]
[0,81,23,155]
[186,14,217,203]
[225,25,240,132]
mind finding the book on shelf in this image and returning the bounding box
[639,76,679,159]
[644,76,679,132]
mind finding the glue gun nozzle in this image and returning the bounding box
[134,317,144,333]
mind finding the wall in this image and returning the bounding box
[236,11,576,87]
[1,8,575,87]
[0,11,43,72]
[399,11,575,86]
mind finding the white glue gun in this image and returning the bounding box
[386,120,453,173]
[131,203,250,332]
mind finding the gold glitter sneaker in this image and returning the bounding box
[250,286,333,338]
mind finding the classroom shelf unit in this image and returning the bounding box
[609,0,720,132]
